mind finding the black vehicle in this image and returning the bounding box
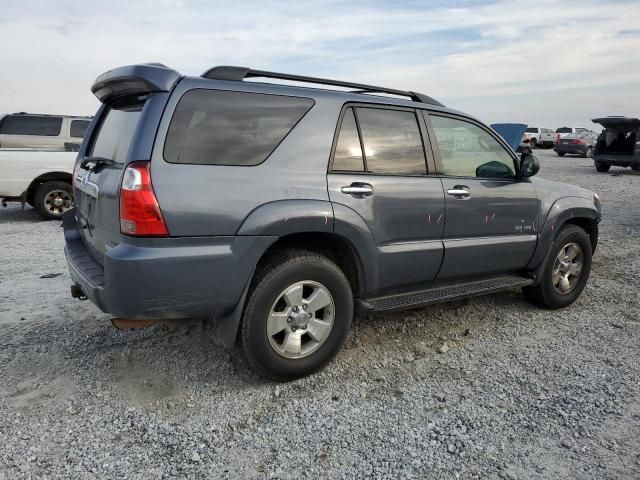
[591,117,640,172]
[554,132,597,158]
[64,63,601,380]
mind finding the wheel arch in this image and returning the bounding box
[527,196,600,282]
[26,171,73,204]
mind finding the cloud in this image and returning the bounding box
[0,0,638,128]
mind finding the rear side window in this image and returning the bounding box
[164,89,314,166]
[90,97,145,163]
[332,108,365,172]
[356,108,426,175]
[70,119,91,138]
[331,107,426,175]
[0,115,62,136]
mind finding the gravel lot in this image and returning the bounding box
[1,149,639,479]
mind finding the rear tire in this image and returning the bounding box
[556,152,566,157]
[631,164,640,171]
[530,138,537,148]
[33,181,74,220]
[595,162,610,172]
[240,250,353,381]
[522,225,592,309]
[584,147,592,158]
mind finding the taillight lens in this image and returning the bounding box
[570,139,585,145]
[119,161,168,237]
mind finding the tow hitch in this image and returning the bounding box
[70,284,87,300]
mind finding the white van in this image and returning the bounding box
[0,113,92,151]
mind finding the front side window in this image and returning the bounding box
[332,108,364,172]
[430,115,516,178]
[164,89,314,166]
[0,115,62,136]
[355,107,426,175]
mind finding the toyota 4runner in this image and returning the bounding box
[65,64,601,380]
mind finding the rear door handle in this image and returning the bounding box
[446,186,471,199]
[341,183,373,196]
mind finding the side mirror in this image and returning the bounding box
[519,153,539,178]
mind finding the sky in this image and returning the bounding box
[1,0,639,129]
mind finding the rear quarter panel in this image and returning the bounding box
[150,79,345,236]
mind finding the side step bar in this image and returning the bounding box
[359,274,534,312]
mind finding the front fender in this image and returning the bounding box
[527,196,600,271]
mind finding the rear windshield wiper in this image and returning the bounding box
[80,156,118,171]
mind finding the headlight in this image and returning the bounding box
[593,192,601,211]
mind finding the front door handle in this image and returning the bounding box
[446,186,471,199]
[341,183,373,196]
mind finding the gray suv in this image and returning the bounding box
[65,64,601,380]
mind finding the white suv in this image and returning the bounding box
[0,113,92,151]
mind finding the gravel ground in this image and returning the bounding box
[1,149,639,479]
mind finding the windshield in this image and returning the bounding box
[89,96,146,163]
[556,127,572,133]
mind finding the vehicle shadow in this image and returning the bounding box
[0,205,47,224]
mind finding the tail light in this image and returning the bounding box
[119,161,168,237]
[570,139,585,145]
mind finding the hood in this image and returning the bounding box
[490,123,528,151]
[592,117,640,129]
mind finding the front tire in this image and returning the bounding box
[33,181,74,220]
[240,250,353,381]
[595,162,610,172]
[556,151,566,157]
[522,225,592,309]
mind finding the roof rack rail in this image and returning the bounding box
[201,66,444,107]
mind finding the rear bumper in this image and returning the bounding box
[592,153,640,166]
[63,209,276,320]
[554,145,588,155]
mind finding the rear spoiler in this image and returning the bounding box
[91,63,181,103]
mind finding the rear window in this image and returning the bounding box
[556,127,572,133]
[564,133,583,139]
[0,115,62,136]
[525,128,538,133]
[70,119,91,138]
[164,89,314,166]
[89,97,145,163]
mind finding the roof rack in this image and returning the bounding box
[201,66,444,107]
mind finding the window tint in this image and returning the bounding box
[70,119,91,138]
[164,89,314,166]
[356,107,426,175]
[0,115,62,136]
[430,115,515,178]
[332,108,364,171]
[90,97,145,164]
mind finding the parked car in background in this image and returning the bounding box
[0,113,92,151]
[0,149,76,219]
[555,127,592,145]
[591,117,640,172]
[64,63,601,380]
[554,132,598,158]
[524,127,555,148]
